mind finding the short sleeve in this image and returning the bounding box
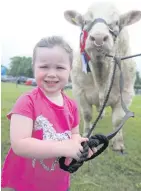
[72,100,80,128]
[7,94,34,120]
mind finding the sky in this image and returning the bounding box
[1,0,141,72]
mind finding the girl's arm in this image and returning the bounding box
[10,114,73,159]
[71,125,82,139]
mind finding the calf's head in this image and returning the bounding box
[64,3,141,60]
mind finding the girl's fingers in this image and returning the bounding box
[88,149,93,158]
[79,145,84,152]
[80,137,88,143]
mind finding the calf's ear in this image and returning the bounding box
[64,10,84,27]
[120,10,141,28]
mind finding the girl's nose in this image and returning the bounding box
[47,69,56,77]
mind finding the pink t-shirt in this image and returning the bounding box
[1,87,80,191]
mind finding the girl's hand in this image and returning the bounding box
[71,134,97,160]
[62,136,88,161]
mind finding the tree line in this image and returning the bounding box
[8,56,33,78]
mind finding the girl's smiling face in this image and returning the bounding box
[34,46,71,96]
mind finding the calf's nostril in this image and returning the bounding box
[103,35,109,41]
[90,36,95,41]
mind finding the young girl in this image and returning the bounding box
[1,36,94,191]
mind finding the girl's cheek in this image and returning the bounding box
[35,69,46,78]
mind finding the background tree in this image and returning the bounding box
[8,56,33,77]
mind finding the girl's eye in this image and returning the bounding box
[39,66,48,69]
[57,67,65,70]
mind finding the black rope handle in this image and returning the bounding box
[85,134,109,161]
[59,134,109,173]
[59,141,88,173]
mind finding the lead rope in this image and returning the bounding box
[86,56,117,137]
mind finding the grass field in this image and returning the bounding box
[1,82,141,191]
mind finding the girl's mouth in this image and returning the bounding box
[44,80,59,86]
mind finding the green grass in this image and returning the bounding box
[1,82,141,191]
